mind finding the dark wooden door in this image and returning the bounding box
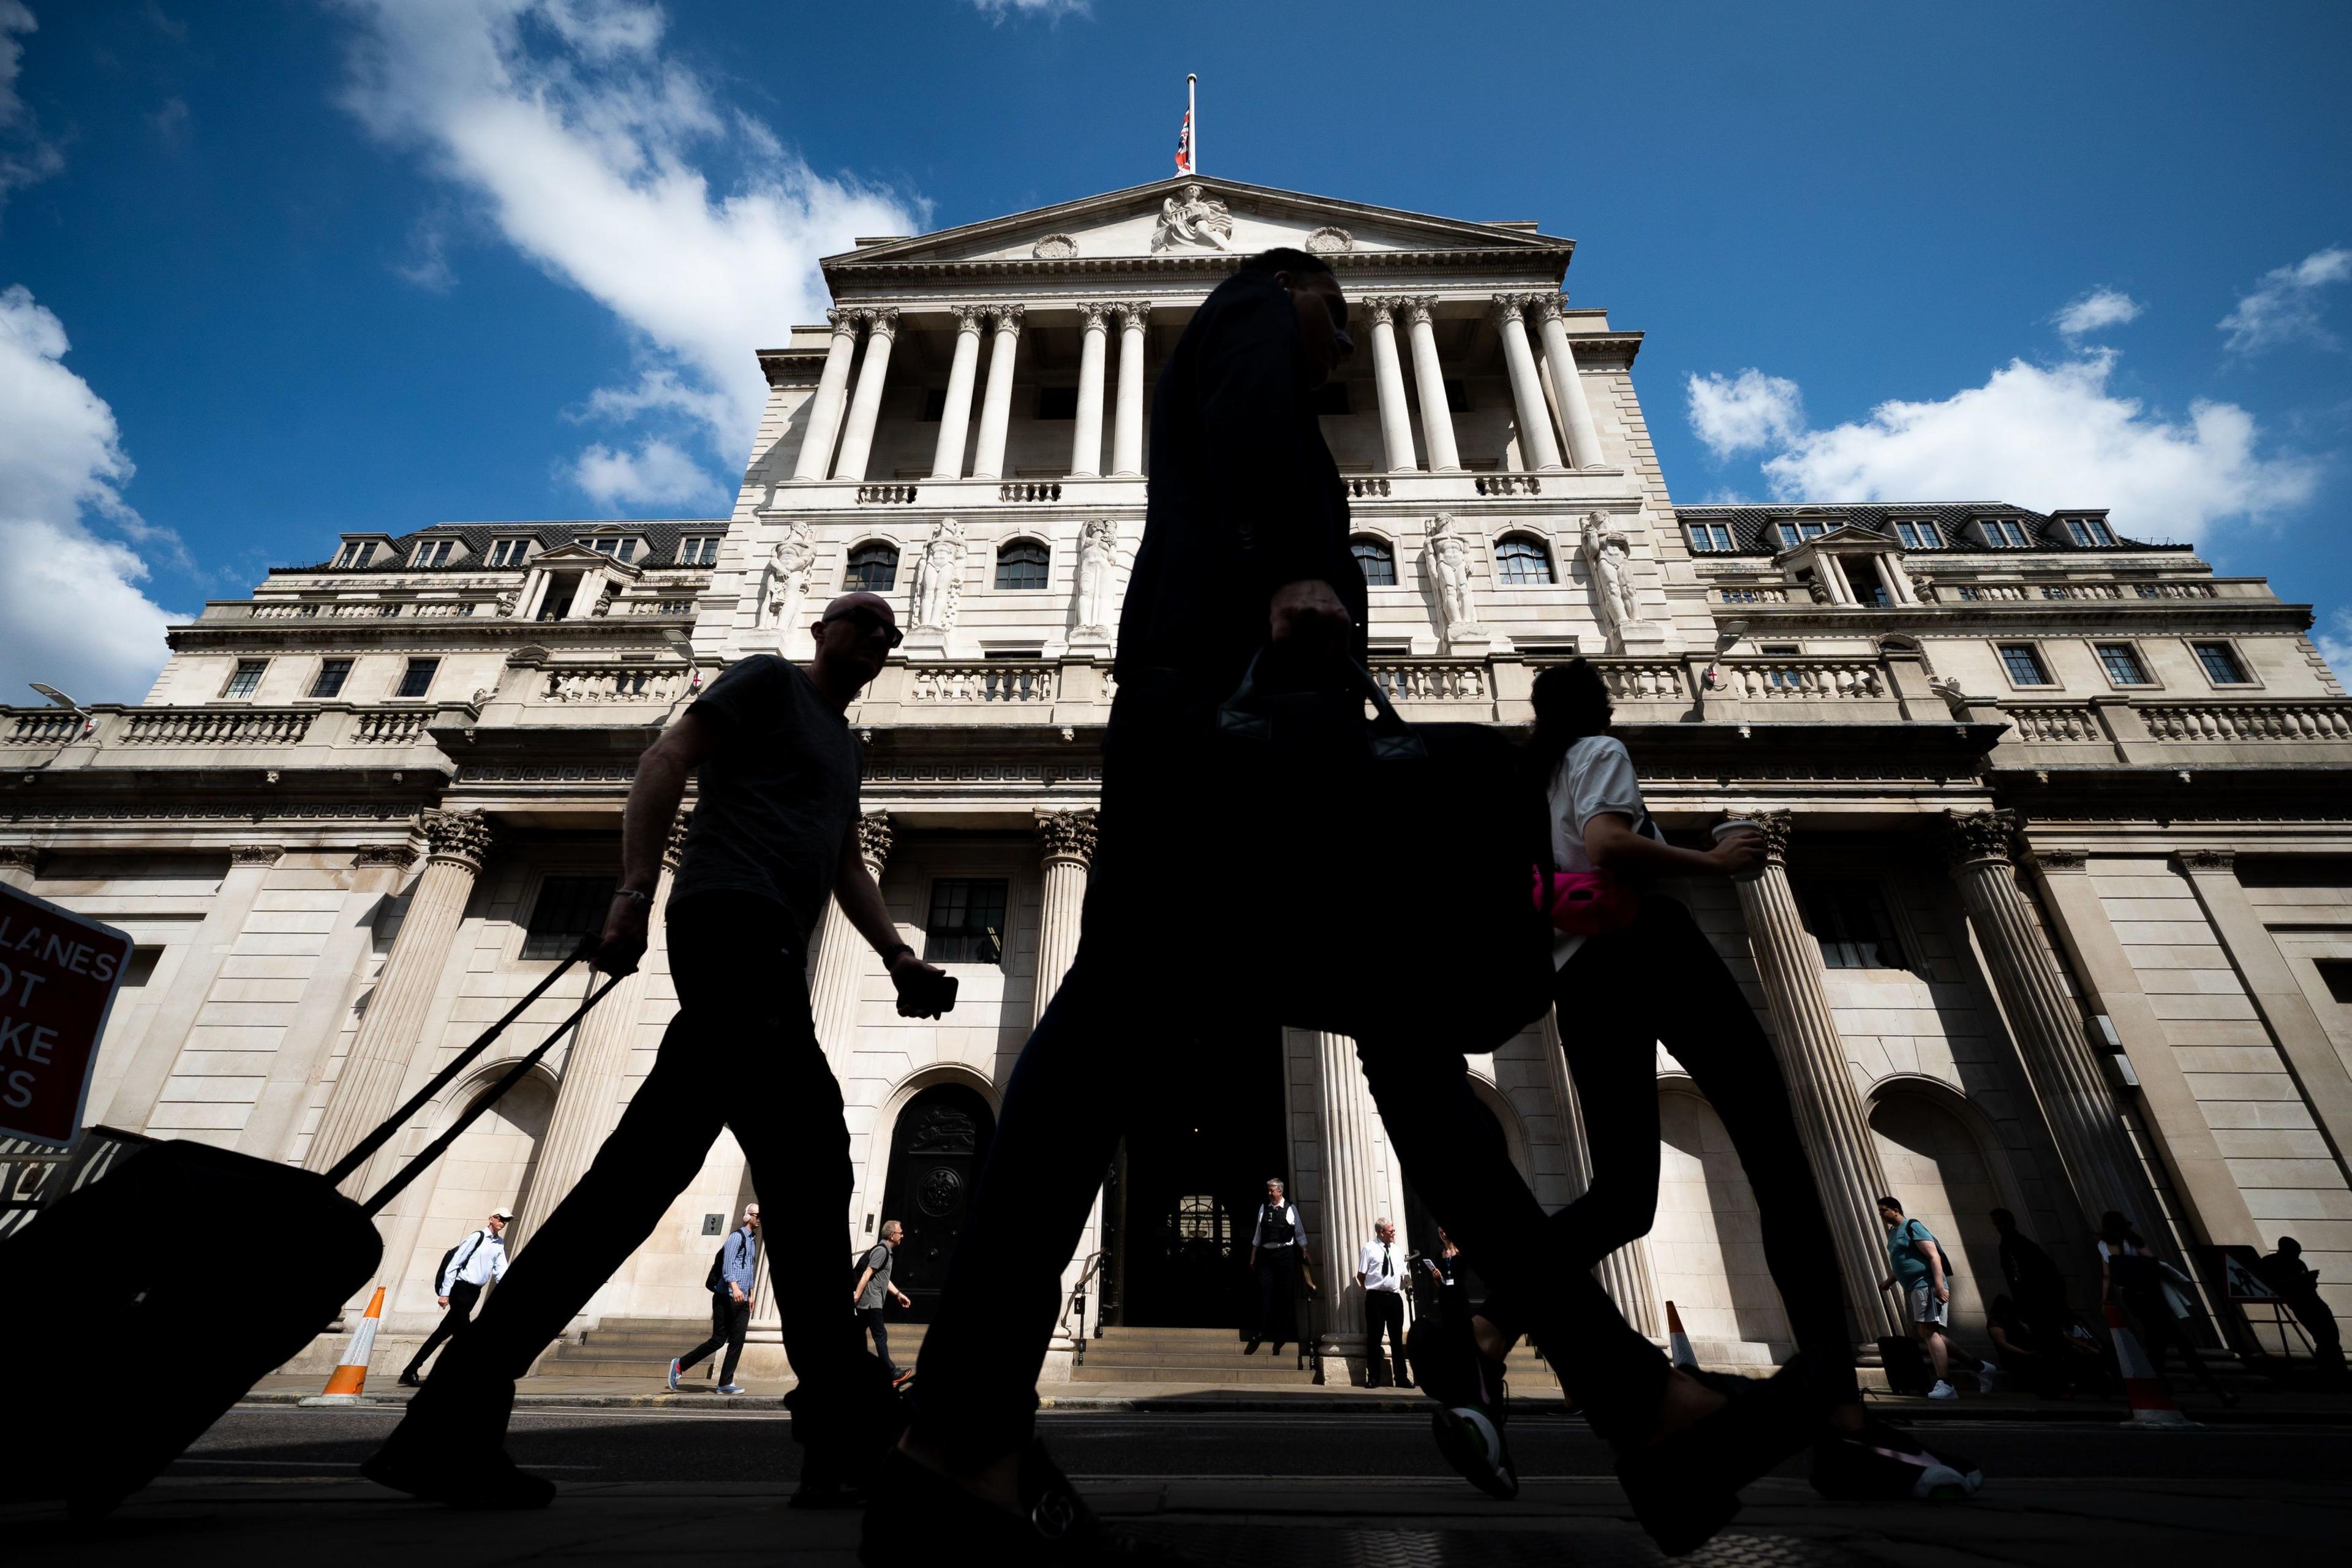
[876,1085,995,1322]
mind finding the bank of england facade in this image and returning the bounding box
[7,176,2350,1382]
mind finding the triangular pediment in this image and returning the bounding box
[828,178,1567,271]
[529,541,644,579]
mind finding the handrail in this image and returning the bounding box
[1059,1249,1107,1365]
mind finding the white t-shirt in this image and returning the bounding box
[1547,734,1659,968]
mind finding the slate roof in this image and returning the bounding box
[1670,502,2179,557]
[282,519,732,574]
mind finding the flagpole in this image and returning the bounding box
[1188,73,1197,174]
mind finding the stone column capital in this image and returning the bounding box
[1404,295,1439,326]
[2176,847,2236,873]
[1076,301,1112,330]
[1362,295,1398,325]
[0,844,39,873]
[229,844,286,867]
[1491,292,1530,323]
[1036,809,1098,867]
[952,304,987,333]
[421,808,494,872]
[1530,293,1569,324]
[864,307,901,340]
[662,807,695,872]
[856,811,894,873]
[989,303,1025,330]
[1742,809,1795,864]
[352,843,413,869]
[1941,808,2021,869]
[825,306,862,337]
[1115,300,1152,328]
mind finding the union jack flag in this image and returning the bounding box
[1174,110,1193,174]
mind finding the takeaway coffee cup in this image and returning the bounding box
[1712,818,1769,881]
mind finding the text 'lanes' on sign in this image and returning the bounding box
[0,884,135,1148]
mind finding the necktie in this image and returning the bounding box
[1382,1243,1392,1278]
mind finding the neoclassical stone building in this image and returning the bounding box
[5,176,2348,1382]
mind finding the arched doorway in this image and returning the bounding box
[1869,1088,2006,1341]
[1649,1086,1792,1361]
[877,1084,996,1322]
[400,1072,554,1314]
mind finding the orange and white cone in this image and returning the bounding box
[2105,1301,2194,1428]
[316,1287,386,1402]
[1664,1300,1700,1371]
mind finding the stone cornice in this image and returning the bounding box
[1695,602,2313,636]
[165,618,696,654]
[821,246,1575,290]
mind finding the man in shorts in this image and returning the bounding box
[1879,1196,1960,1400]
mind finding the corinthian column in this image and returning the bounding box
[1033,811,1095,1020]
[1300,1028,1385,1379]
[809,813,894,1069]
[1532,295,1605,470]
[513,812,692,1251]
[1943,811,2154,1229]
[793,308,862,481]
[1363,297,1417,473]
[1069,303,1109,479]
[1403,297,1461,473]
[1732,811,1906,1337]
[1494,295,1565,472]
[305,810,494,1197]
[971,305,1024,481]
[0,845,35,889]
[1536,1015,1661,1335]
[1112,303,1149,477]
[831,307,899,483]
[930,306,986,480]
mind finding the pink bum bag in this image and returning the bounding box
[1530,865,1638,936]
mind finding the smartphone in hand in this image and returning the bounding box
[898,968,959,1017]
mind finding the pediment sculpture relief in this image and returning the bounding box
[1152,183,1235,252]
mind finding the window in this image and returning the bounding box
[1494,533,1555,586]
[221,659,268,699]
[921,386,948,421]
[1312,382,1352,415]
[1893,520,1942,550]
[1351,536,1398,586]
[677,535,721,567]
[845,542,899,592]
[1773,520,1829,549]
[536,572,580,621]
[587,536,638,563]
[1977,518,2031,548]
[984,647,1044,660]
[2317,959,2352,1006]
[309,658,353,699]
[2192,641,2251,685]
[993,539,1050,590]
[1686,522,1735,553]
[487,538,530,567]
[332,540,372,569]
[1998,644,2054,687]
[409,538,456,568]
[394,658,439,699]
[522,875,617,960]
[1845,556,1893,608]
[120,946,164,989]
[2095,643,2150,685]
[2064,516,2116,547]
[924,878,1009,965]
[1758,643,1801,655]
[1797,881,1906,970]
[1035,386,1078,420]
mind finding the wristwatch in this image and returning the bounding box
[614,888,654,907]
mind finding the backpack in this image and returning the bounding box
[1905,1219,1959,1281]
[437,1230,485,1291]
[707,1227,747,1292]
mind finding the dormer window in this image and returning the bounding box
[410,538,457,568]
[1773,520,1829,549]
[487,538,531,568]
[2062,515,2116,547]
[1892,520,1942,550]
[1686,522,1735,553]
[587,536,639,564]
[677,535,721,567]
[1975,518,2032,548]
[333,541,373,569]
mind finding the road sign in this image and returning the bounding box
[0,883,135,1147]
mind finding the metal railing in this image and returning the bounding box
[1059,1250,1107,1366]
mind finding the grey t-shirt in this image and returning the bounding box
[668,656,863,945]
[856,1243,894,1310]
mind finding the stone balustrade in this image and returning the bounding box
[1594,660,1688,701]
[856,484,919,504]
[2142,701,2352,742]
[1927,578,2218,604]
[1471,474,1542,497]
[5,712,85,745]
[1346,477,1392,499]
[2005,704,2107,744]
[908,662,1058,704]
[347,709,434,745]
[1370,662,1487,703]
[120,708,316,746]
[999,482,1063,502]
[533,666,691,705]
[1716,660,1883,701]
[1715,586,1789,604]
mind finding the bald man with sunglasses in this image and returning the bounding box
[365,591,951,1512]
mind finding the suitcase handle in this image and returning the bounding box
[325,934,596,1190]
[361,963,625,1218]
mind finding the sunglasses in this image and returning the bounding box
[823,607,905,648]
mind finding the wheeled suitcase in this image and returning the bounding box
[1877,1333,1934,1396]
[0,943,617,1517]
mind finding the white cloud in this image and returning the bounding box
[1,0,64,216]
[967,0,1093,20]
[0,285,181,702]
[2219,246,2352,354]
[330,0,921,503]
[1734,350,2316,546]
[1686,368,1805,459]
[2053,288,2143,338]
[570,437,723,508]
[2317,608,2352,685]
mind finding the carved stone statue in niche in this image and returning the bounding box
[1152,183,1235,252]
[760,521,817,635]
[1072,518,1117,639]
[1579,511,1642,635]
[1425,513,1482,639]
[911,518,965,631]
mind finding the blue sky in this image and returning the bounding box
[2,0,2349,699]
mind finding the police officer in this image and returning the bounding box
[1246,1178,1308,1356]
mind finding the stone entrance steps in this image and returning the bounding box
[1072,1326,1317,1385]
[533,1316,930,1383]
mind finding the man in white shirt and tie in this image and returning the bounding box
[1357,1218,1411,1390]
[400,1209,512,1387]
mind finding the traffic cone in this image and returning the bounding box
[1664,1300,1700,1371]
[317,1287,386,1401]
[2103,1302,2194,1428]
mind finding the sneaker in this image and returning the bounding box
[1927,1380,1959,1401]
[891,1368,917,1390]
[1811,1417,1983,1501]
[1431,1404,1519,1501]
[666,1357,682,1392]
[717,1384,747,1395]
[1975,1361,1999,1396]
[859,1440,1194,1563]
